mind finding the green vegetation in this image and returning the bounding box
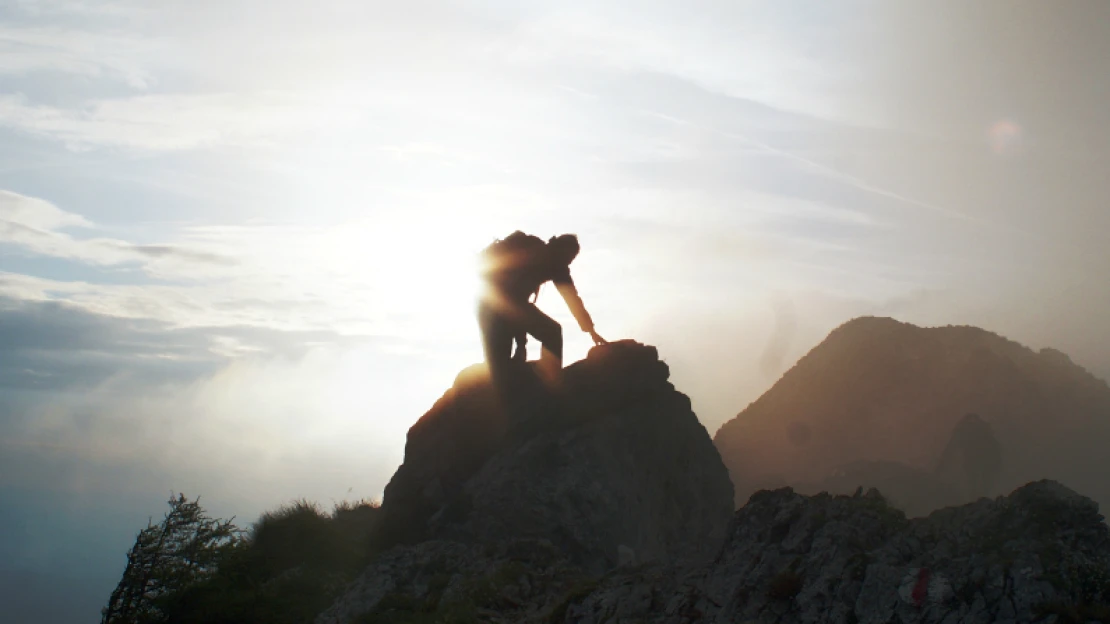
[103,493,383,624]
[102,494,241,624]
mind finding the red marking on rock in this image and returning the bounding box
[911,568,931,607]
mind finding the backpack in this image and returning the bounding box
[480,231,548,301]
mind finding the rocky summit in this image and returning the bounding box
[714,317,1110,513]
[376,340,734,573]
[318,341,734,623]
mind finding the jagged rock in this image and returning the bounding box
[715,316,1110,512]
[315,538,593,624]
[562,480,1110,624]
[801,459,961,520]
[379,340,733,572]
[329,480,1110,623]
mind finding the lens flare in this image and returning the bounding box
[988,119,1022,155]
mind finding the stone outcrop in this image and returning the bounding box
[377,340,734,573]
[319,341,733,623]
[568,480,1110,623]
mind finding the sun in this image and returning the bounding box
[322,209,509,345]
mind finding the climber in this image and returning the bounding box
[478,231,607,385]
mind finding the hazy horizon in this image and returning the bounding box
[3,1,1110,621]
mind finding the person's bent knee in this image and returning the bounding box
[543,330,563,359]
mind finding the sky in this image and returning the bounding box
[2,1,1110,621]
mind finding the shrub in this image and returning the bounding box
[107,495,384,624]
[102,494,241,624]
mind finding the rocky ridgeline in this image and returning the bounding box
[318,341,1110,624]
[572,481,1110,624]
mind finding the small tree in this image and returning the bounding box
[102,493,241,624]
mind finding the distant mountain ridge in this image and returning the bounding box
[714,316,1110,511]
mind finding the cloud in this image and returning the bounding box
[0,23,160,88]
[717,128,978,223]
[0,189,90,228]
[0,297,458,505]
[483,3,875,124]
[0,295,382,394]
[0,294,454,520]
[5,0,144,19]
[1,189,233,268]
[0,91,366,152]
[0,187,507,344]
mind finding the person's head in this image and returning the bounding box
[548,234,580,266]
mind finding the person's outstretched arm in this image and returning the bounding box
[553,276,607,345]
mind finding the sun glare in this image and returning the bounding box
[316,210,503,346]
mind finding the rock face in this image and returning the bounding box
[714,316,1110,511]
[316,538,594,624]
[568,480,1110,624]
[321,480,1110,624]
[377,340,734,573]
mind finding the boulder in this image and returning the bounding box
[378,340,734,572]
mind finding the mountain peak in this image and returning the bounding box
[715,318,1110,513]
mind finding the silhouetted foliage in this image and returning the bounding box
[102,493,242,624]
[166,497,383,624]
[105,496,383,624]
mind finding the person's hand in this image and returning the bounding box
[589,329,608,346]
[512,342,527,363]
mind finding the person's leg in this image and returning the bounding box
[518,303,563,384]
[478,301,514,386]
[512,331,528,362]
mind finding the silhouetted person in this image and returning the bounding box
[479,232,606,386]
